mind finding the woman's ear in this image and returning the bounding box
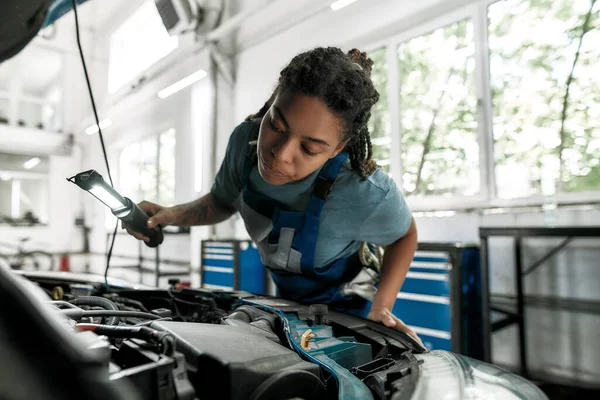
[330,139,350,158]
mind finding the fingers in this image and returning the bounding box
[122,222,150,243]
[391,315,425,348]
[137,200,160,214]
[147,208,177,229]
[367,307,396,328]
[380,309,396,327]
[120,200,171,242]
[147,217,159,229]
[368,306,426,349]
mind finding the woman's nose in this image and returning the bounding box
[272,137,294,164]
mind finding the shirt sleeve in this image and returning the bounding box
[358,180,413,247]
[210,121,256,206]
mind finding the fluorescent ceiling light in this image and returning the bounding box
[0,173,11,181]
[331,0,359,11]
[158,69,207,99]
[86,119,113,135]
[23,157,41,170]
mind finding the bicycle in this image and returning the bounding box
[0,238,55,271]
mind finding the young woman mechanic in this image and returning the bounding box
[125,47,422,344]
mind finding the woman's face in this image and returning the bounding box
[257,89,347,185]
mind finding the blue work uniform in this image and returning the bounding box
[211,120,412,317]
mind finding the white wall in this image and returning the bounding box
[79,0,217,283]
[0,149,84,254]
[0,7,97,262]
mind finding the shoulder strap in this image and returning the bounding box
[306,152,348,216]
[241,124,260,186]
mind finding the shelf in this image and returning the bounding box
[0,124,66,155]
[494,362,600,392]
[491,315,519,332]
[491,293,600,315]
[480,227,600,381]
[0,90,51,106]
[480,226,600,238]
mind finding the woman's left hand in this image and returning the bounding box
[367,305,426,350]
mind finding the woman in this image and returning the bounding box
[125,47,421,344]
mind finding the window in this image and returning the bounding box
[398,19,480,197]
[119,129,176,208]
[158,130,176,206]
[108,1,179,94]
[362,0,600,210]
[368,48,392,173]
[0,45,64,132]
[0,153,49,224]
[489,0,600,199]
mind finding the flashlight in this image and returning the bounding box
[68,170,164,247]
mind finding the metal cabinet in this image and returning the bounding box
[392,243,484,359]
[200,240,267,295]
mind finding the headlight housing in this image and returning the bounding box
[411,351,548,400]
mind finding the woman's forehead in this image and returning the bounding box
[273,90,344,142]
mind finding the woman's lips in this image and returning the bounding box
[260,156,286,178]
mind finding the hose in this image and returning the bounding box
[226,305,278,336]
[69,296,120,326]
[76,324,175,356]
[228,305,276,327]
[60,309,162,321]
[105,296,149,313]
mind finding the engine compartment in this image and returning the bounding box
[6,272,426,400]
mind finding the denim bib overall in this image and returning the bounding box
[237,151,375,318]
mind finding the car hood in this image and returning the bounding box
[0,0,90,64]
[5,268,548,400]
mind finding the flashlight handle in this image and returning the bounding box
[117,199,164,248]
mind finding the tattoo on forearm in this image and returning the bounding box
[172,194,234,227]
[177,195,226,226]
[194,203,214,223]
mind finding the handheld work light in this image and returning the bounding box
[68,170,164,247]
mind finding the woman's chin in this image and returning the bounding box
[258,165,289,185]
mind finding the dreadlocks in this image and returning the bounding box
[247,47,380,178]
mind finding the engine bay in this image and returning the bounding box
[7,271,425,400]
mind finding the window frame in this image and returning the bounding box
[115,128,176,205]
[360,0,600,212]
[105,0,189,101]
[105,127,177,230]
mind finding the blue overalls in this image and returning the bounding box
[238,151,374,318]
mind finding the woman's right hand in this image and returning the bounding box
[121,201,178,243]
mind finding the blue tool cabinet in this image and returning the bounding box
[202,240,483,359]
[200,240,267,295]
[392,243,484,359]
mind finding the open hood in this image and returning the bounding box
[0,0,89,63]
[1,267,549,400]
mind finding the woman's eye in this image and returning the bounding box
[302,145,316,157]
[270,119,284,133]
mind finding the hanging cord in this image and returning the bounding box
[71,0,118,287]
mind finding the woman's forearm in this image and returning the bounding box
[372,218,418,310]
[170,193,236,227]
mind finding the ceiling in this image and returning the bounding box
[0,0,121,97]
[77,0,136,32]
[0,0,282,97]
